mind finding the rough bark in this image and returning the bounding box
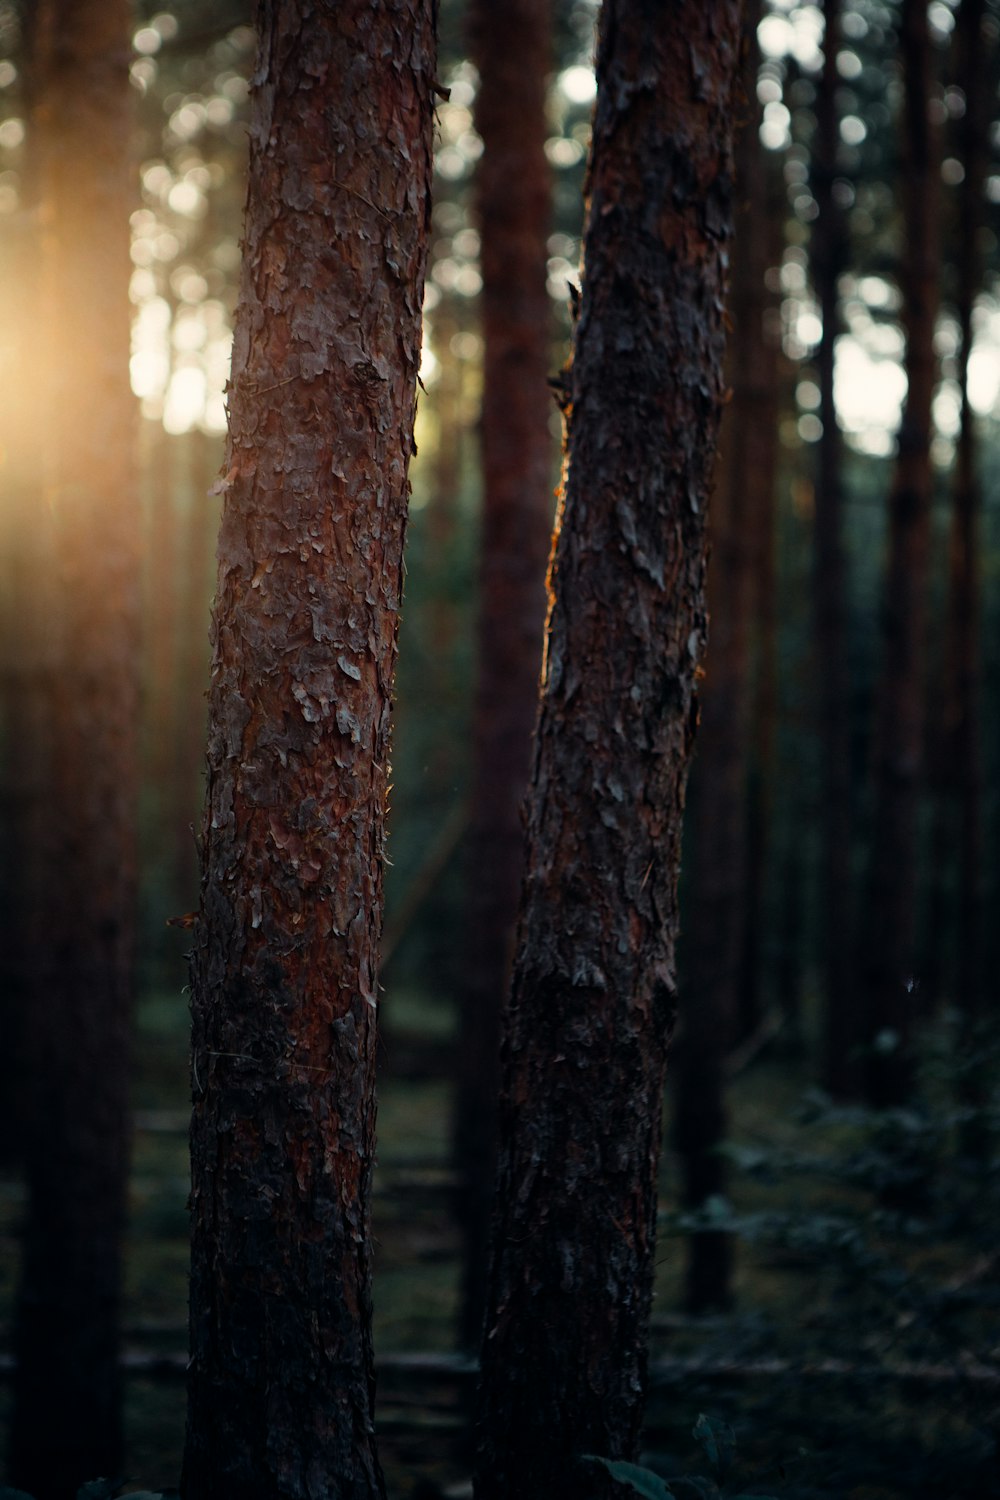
[9,1,140,1494]
[183,6,436,1499]
[813,0,856,1096]
[940,0,987,1017]
[673,0,764,1313]
[860,0,940,1107]
[453,0,554,1354]
[474,4,740,1495]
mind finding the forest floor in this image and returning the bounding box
[0,982,997,1498]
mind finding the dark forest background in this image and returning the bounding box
[1,0,1000,1495]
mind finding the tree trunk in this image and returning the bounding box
[9,2,140,1495]
[474,4,740,1494]
[673,0,766,1313]
[940,0,987,1018]
[453,0,554,1355]
[813,0,856,1096]
[860,0,940,1107]
[0,0,48,1175]
[183,6,436,1499]
[739,158,784,1053]
[172,429,217,911]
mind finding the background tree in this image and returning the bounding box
[452,0,554,1354]
[935,0,988,1019]
[673,0,769,1314]
[813,0,856,1096]
[8,1,140,1494]
[183,3,437,1497]
[859,0,940,1107]
[475,2,741,1493]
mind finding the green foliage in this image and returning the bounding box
[583,1455,676,1499]
[585,1416,782,1500]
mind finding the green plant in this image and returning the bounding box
[584,1413,782,1500]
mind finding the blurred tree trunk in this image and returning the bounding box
[673,0,764,1315]
[183,5,436,1498]
[427,296,465,674]
[739,161,785,1051]
[860,0,940,1107]
[813,0,856,1096]
[145,421,179,807]
[453,0,553,1355]
[936,0,987,1017]
[9,0,140,1494]
[172,428,216,911]
[474,4,740,1494]
[0,0,47,1174]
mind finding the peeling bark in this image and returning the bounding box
[474,3,740,1495]
[454,0,554,1354]
[183,5,436,1498]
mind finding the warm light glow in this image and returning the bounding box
[163,366,207,435]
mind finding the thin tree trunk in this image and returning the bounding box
[10,1,140,1494]
[427,296,465,673]
[183,6,436,1498]
[474,5,740,1494]
[453,0,554,1355]
[738,158,784,1050]
[813,0,856,1096]
[145,420,179,804]
[860,0,940,1107]
[172,428,216,911]
[673,0,763,1314]
[942,0,987,1018]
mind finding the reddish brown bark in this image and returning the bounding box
[673,0,765,1314]
[453,0,554,1354]
[10,1,140,1494]
[813,0,856,1096]
[474,4,740,1494]
[860,0,940,1107]
[183,5,436,1498]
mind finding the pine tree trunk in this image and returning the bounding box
[860,0,940,1107]
[172,429,217,911]
[454,0,554,1355]
[739,159,783,1048]
[183,6,436,1498]
[942,0,986,1018]
[813,0,856,1096]
[474,5,740,1494]
[673,0,766,1313]
[10,1,139,1494]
